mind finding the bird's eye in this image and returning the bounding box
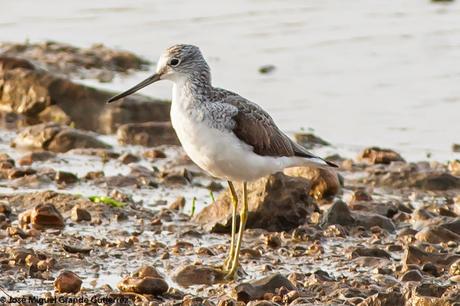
[169,58,180,67]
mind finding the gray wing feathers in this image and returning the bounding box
[223,95,316,158]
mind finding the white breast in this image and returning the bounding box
[170,84,309,182]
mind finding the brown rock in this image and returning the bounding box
[441,219,460,235]
[169,196,186,211]
[30,203,64,229]
[54,270,82,293]
[357,292,405,306]
[354,212,395,232]
[0,56,35,71]
[118,276,168,295]
[54,171,78,185]
[143,149,167,159]
[0,41,149,78]
[358,147,405,165]
[415,225,460,244]
[62,243,92,254]
[320,200,355,227]
[449,259,460,276]
[349,201,398,218]
[400,269,423,282]
[350,247,391,259]
[6,167,36,179]
[70,206,91,222]
[12,123,110,153]
[283,166,340,200]
[453,144,460,153]
[117,121,179,147]
[0,202,11,216]
[402,245,460,268]
[118,152,140,164]
[448,160,460,176]
[246,301,280,306]
[350,190,373,203]
[84,171,104,180]
[234,273,295,302]
[293,132,329,149]
[18,151,56,166]
[367,164,460,191]
[0,58,170,133]
[320,200,395,232]
[414,283,448,298]
[132,265,163,279]
[194,173,318,232]
[173,264,224,287]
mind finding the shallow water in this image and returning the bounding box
[2,0,460,161]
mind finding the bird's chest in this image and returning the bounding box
[170,100,225,169]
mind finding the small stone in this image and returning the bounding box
[18,151,56,166]
[448,160,460,176]
[30,203,65,229]
[449,275,460,283]
[358,292,405,306]
[55,171,78,185]
[264,234,282,249]
[400,269,423,282]
[143,149,166,159]
[173,264,224,287]
[350,247,391,259]
[70,206,91,222]
[452,143,460,153]
[320,200,355,227]
[132,265,163,279]
[169,196,186,211]
[85,171,104,180]
[415,225,460,243]
[0,202,11,216]
[234,273,295,302]
[7,226,28,239]
[358,147,405,165]
[294,132,330,149]
[118,152,140,164]
[117,276,168,295]
[350,190,373,203]
[284,166,340,200]
[54,271,82,293]
[449,259,460,276]
[258,65,276,74]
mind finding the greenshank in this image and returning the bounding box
[108,44,337,280]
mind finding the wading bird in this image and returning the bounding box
[108,44,337,279]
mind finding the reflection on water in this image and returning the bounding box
[1,0,460,160]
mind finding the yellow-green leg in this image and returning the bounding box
[224,181,238,271]
[225,182,248,280]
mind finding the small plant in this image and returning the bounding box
[190,196,197,217]
[209,190,215,202]
[88,195,125,208]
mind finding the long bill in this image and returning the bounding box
[107,73,161,103]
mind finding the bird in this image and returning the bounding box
[107,44,337,280]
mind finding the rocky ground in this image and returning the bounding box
[0,41,459,306]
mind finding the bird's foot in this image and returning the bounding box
[223,264,240,281]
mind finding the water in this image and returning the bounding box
[1,0,460,161]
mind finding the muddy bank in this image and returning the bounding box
[0,41,459,305]
[0,41,150,82]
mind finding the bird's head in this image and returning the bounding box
[107,44,210,103]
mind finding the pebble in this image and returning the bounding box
[54,270,82,293]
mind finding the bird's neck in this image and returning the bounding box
[172,71,213,108]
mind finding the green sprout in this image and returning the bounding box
[209,190,215,203]
[89,196,125,208]
[190,196,197,217]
